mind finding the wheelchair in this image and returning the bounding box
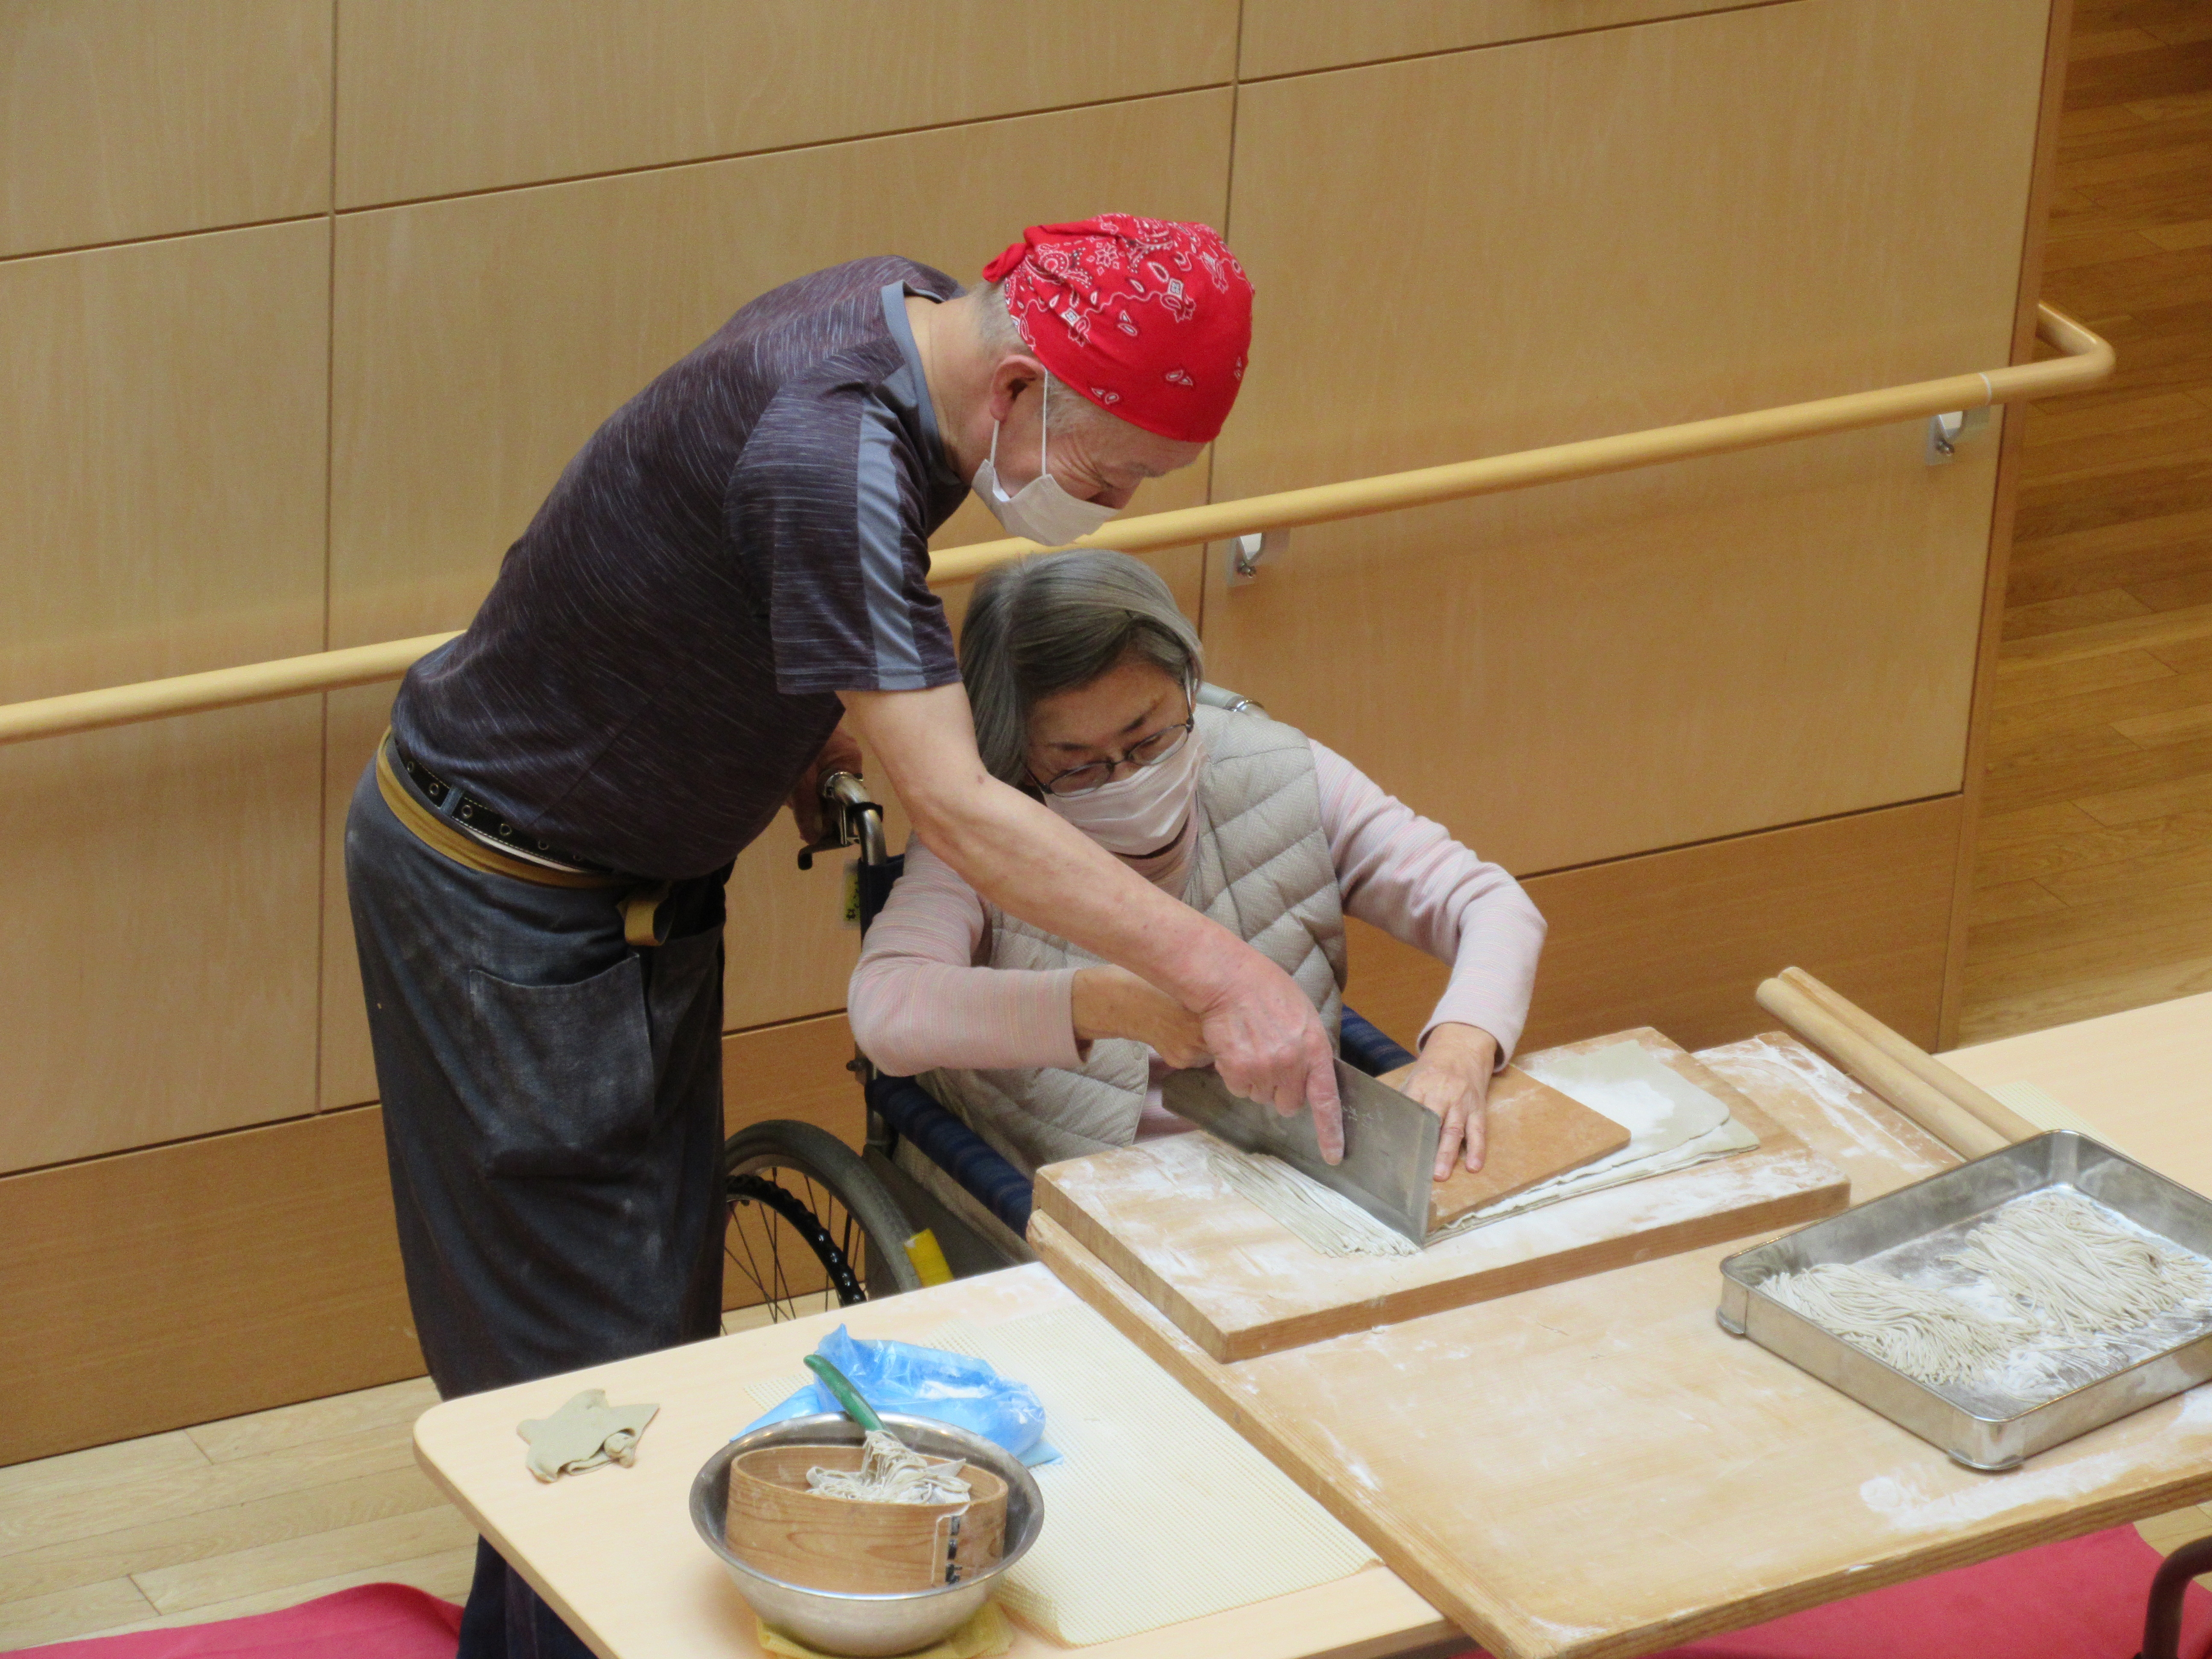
[717,687,1423,1321]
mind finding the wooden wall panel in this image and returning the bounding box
[0,707,325,1173]
[1344,795,1964,1060]
[0,0,329,258]
[0,1015,884,1466]
[0,1108,423,1468]
[335,1,1239,209]
[1239,0,1776,80]
[324,92,1231,1047]
[0,0,2069,1467]
[0,224,331,699]
[721,1013,870,1310]
[4,788,1960,1465]
[722,1014,866,1147]
[1206,0,2047,876]
[0,223,331,1171]
[328,91,1231,652]
[1937,0,2073,1049]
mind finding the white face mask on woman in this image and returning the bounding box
[1045,729,1205,857]
[971,386,1120,547]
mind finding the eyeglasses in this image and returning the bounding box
[1033,711,1196,797]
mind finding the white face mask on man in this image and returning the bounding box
[971,386,1120,547]
[1044,729,1205,858]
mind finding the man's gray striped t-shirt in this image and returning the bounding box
[390,257,968,879]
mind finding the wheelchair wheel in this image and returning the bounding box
[722,1121,922,1322]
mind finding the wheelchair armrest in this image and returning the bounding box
[1340,1006,1416,1077]
[865,1074,1033,1236]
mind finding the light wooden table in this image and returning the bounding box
[1030,1028,2212,1659]
[1943,990,2212,1193]
[412,1264,1458,1659]
[417,1013,2211,1659]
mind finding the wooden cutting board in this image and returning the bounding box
[1427,1067,1630,1228]
[1030,1027,1850,1361]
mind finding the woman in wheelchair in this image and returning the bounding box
[847,549,1546,1219]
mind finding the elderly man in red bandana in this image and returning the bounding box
[343,215,1336,1658]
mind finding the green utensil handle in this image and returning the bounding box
[803,1353,885,1433]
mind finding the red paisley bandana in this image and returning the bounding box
[981,215,1254,443]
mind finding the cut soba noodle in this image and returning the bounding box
[1763,1191,2212,1397]
[806,1429,974,1505]
[1761,1262,2031,1385]
[1945,1190,2212,1338]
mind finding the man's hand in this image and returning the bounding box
[1193,958,1344,1161]
[1380,1023,1499,1177]
[788,724,865,844]
[1071,966,1211,1069]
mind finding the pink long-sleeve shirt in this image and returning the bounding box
[847,741,1546,1112]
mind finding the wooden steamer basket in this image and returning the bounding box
[725,1442,1009,1593]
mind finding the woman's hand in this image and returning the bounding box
[1071,966,1213,1070]
[1380,1023,1499,1178]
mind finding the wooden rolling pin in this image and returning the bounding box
[1753,969,2042,1161]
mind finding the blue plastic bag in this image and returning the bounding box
[737,1326,1054,1464]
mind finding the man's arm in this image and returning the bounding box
[839,682,1342,1146]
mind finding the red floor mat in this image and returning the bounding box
[6,1584,462,1659]
[1461,1524,2211,1659]
[10,1524,2204,1659]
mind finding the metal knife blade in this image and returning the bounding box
[1161,1058,1441,1243]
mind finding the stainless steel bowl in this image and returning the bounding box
[690,1413,1043,1657]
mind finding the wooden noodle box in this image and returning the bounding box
[724,1444,1007,1594]
[1031,1028,1851,1361]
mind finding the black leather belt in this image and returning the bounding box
[391,742,615,876]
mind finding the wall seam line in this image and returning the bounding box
[0,213,330,267]
[313,0,342,1116]
[0,789,1962,1185]
[0,1103,381,1185]
[330,81,1238,217]
[1199,0,1249,639]
[1235,0,1804,88]
[1515,791,1963,884]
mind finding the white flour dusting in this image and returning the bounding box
[1436,1042,1758,1237]
[1202,1042,1764,1257]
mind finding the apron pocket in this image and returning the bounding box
[643,922,724,1075]
[466,955,655,1180]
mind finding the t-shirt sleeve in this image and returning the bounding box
[727,378,960,696]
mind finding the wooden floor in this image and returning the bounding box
[0,1301,824,1652]
[7,12,2212,1656]
[0,1375,471,1650]
[1960,1,2212,1044]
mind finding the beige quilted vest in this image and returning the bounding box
[920,702,1345,1176]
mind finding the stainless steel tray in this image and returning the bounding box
[1718,1132,2212,1470]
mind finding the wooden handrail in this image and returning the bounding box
[932,302,2111,582]
[0,303,2109,748]
[0,632,466,748]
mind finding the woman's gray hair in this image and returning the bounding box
[961,550,1204,789]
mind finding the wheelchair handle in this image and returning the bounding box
[796,769,887,870]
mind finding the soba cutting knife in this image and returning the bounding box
[1161,1057,1440,1244]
